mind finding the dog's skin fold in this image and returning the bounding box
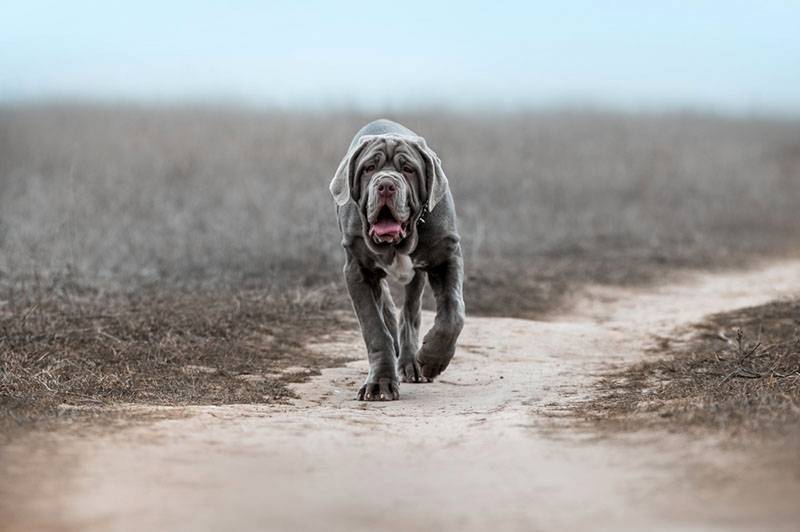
[330,119,465,401]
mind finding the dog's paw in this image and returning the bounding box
[356,377,400,401]
[416,353,451,381]
[397,357,430,383]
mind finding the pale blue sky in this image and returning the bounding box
[2,1,799,114]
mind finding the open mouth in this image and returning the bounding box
[368,205,408,244]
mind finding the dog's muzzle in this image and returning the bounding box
[367,173,410,244]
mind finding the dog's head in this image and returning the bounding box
[330,134,448,253]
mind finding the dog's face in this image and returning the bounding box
[356,137,423,245]
[330,134,448,253]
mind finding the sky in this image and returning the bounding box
[1,1,799,114]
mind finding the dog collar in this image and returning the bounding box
[417,205,429,225]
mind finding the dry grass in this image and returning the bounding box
[2,105,799,312]
[0,284,349,432]
[2,104,799,423]
[581,299,800,436]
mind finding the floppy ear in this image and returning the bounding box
[329,137,370,206]
[412,136,449,211]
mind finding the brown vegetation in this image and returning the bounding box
[0,285,348,431]
[581,298,800,435]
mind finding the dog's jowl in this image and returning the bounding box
[330,119,465,401]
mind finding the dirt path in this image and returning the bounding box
[3,260,800,531]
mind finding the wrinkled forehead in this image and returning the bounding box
[357,136,423,167]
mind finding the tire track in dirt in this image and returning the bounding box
[2,260,799,531]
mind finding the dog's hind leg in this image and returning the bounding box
[379,278,400,359]
[398,270,427,382]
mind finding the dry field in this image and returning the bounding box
[1,104,799,421]
[2,105,800,530]
[2,255,799,531]
[2,105,799,299]
[581,297,800,435]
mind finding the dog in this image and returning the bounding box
[330,119,465,401]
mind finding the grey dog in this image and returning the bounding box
[330,119,465,401]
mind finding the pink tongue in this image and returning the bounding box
[371,219,403,236]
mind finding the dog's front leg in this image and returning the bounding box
[344,257,400,401]
[416,250,465,380]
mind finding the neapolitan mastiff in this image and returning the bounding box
[330,119,465,401]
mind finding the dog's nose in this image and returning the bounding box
[376,178,397,198]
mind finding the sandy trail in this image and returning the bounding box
[3,260,800,531]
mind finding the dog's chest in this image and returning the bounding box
[380,253,416,284]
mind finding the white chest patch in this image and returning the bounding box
[381,253,414,285]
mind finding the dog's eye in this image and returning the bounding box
[364,164,376,173]
[402,166,415,174]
